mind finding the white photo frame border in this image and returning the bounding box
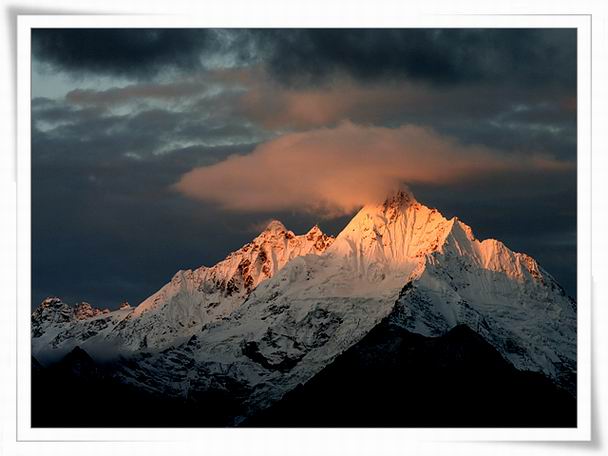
[15,13,592,444]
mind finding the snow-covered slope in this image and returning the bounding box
[32,189,576,421]
[32,222,334,357]
[111,221,334,351]
[391,219,576,388]
[102,190,575,421]
[328,189,575,389]
[31,297,131,362]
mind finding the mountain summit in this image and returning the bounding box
[33,222,334,355]
[329,188,452,272]
[32,190,576,421]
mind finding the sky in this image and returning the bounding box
[31,28,577,309]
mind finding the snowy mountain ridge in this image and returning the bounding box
[32,189,576,419]
[32,221,334,358]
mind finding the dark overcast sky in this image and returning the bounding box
[31,28,577,309]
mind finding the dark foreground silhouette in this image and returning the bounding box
[32,321,576,427]
[245,322,576,427]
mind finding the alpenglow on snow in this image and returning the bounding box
[32,189,576,420]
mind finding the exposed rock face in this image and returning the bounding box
[74,302,109,320]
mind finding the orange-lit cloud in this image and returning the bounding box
[174,122,572,217]
[236,77,551,130]
[238,81,429,129]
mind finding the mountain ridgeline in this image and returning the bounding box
[31,190,576,427]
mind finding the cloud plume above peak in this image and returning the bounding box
[174,122,570,217]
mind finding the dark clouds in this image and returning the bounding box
[31,97,262,308]
[245,29,576,89]
[65,80,209,105]
[31,28,578,308]
[33,29,215,77]
[32,28,576,90]
[234,79,576,162]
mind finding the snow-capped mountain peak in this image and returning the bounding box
[381,188,417,211]
[33,221,336,353]
[305,224,322,237]
[327,189,452,275]
[32,188,576,415]
[190,189,576,410]
[260,219,287,233]
[74,302,110,320]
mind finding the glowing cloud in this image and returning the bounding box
[174,122,571,217]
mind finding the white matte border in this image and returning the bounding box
[15,13,592,444]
